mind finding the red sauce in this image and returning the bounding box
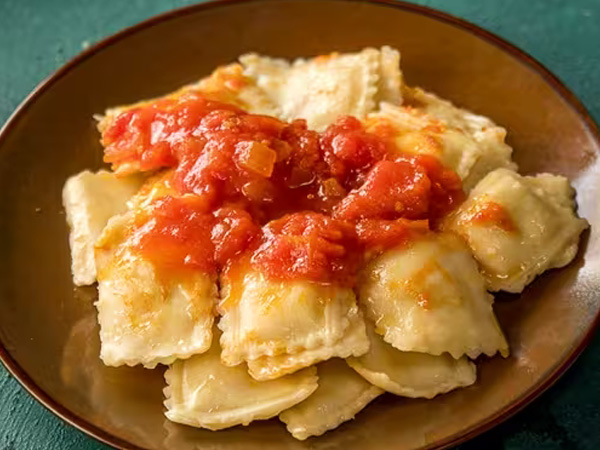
[321,116,388,189]
[470,201,516,232]
[131,195,216,275]
[333,160,431,221]
[333,155,463,224]
[355,219,430,251]
[251,212,358,285]
[103,92,242,173]
[103,93,465,285]
[211,207,261,267]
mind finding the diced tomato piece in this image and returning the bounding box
[234,141,277,177]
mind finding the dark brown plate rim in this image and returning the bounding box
[0,0,599,449]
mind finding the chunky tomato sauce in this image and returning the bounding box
[104,92,464,285]
[131,195,217,275]
[251,213,358,285]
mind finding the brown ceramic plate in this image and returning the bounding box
[0,1,598,449]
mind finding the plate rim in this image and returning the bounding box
[0,1,598,449]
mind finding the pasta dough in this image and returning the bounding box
[365,89,515,191]
[192,63,280,116]
[443,168,588,293]
[347,323,476,398]
[279,358,382,440]
[62,170,143,286]
[218,267,369,380]
[375,46,403,105]
[164,334,318,430]
[245,319,369,382]
[95,211,216,368]
[241,47,402,131]
[358,233,509,359]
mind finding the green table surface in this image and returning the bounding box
[1,0,599,449]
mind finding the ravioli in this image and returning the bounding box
[347,323,476,398]
[443,168,588,293]
[365,90,515,191]
[241,47,402,131]
[97,64,278,176]
[193,63,280,116]
[126,169,178,210]
[218,267,369,380]
[62,170,143,286]
[359,233,509,359]
[245,320,369,382]
[376,46,404,105]
[95,211,216,368]
[409,88,518,189]
[164,333,318,430]
[279,358,382,440]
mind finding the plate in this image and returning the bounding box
[0,1,599,449]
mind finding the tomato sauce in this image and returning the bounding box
[103,93,464,285]
[131,195,217,275]
[251,212,358,285]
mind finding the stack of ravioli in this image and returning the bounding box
[62,47,588,440]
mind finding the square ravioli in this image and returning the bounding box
[95,211,216,368]
[62,170,143,286]
[358,233,508,359]
[240,46,403,131]
[279,358,382,440]
[443,168,589,293]
[164,332,318,430]
[97,63,278,176]
[347,322,476,399]
[365,89,516,192]
[218,268,369,380]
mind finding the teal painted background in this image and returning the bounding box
[1,0,599,449]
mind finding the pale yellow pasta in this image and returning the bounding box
[218,268,369,380]
[279,358,382,440]
[347,323,476,398]
[410,88,517,190]
[443,168,588,293]
[95,211,216,368]
[359,233,509,359]
[375,46,403,105]
[246,320,369,382]
[193,63,279,116]
[365,92,515,191]
[164,334,318,430]
[62,170,143,286]
[241,48,395,131]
